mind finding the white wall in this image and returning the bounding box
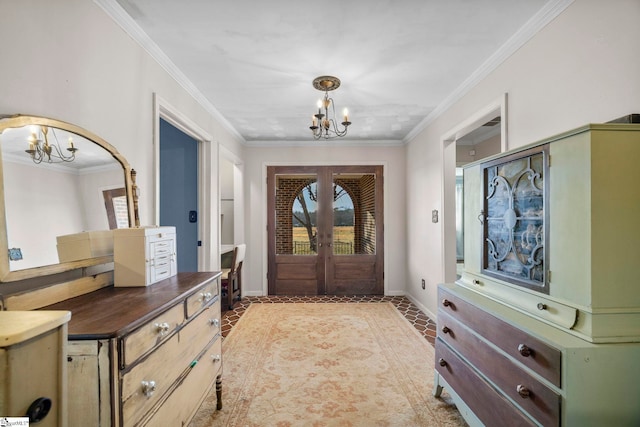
[0,0,245,279]
[79,166,126,230]
[406,0,640,318]
[3,162,84,269]
[243,144,406,296]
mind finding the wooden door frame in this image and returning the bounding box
[267,164,384,295]
[153,94,215,272]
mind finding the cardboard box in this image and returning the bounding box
[56,230,114,262]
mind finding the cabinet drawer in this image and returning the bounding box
[150,255,174,283]
[141,336,222,427]
[439,286,561,387]
[438,311,560,426]
[120,304,220,426]
[150,239,173,258]
[436,338,537,427]
[186,279,218,318]
[121,302,184,368]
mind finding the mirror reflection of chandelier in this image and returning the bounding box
[25,125,78,164]
[309,76,352,140]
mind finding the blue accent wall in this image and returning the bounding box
[159,118,198,272]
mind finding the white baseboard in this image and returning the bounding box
[404,293,437,321]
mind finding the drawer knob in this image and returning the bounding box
[154,322,170,336]
[209,318,220,327]
[141,380,156,397]
[441,326,451,334]
[537,303,547,311]
[211,354,221,363]
[516,384,531,398]
[200,292,213,302]
[442,299,452,307]
[472,279,481,285]
[518,344,532,357]
[438,358,447,367]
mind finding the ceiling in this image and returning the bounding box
[104,0,560,145]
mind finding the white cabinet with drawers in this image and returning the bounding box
[113,226,177,287]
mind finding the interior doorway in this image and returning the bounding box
[159,118,199,272]
[442,94,507,282]
[267,165,384,295]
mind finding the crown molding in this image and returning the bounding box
[95,0,573,148]
[403,0,575,144]
[93,0,246,144]
[244,138,404,148]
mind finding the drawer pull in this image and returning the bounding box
[438,358,447,367]
[209,318,220,327]
[472,279,481,285]
[141,380,156,397]
[200,292,213,302]
[516,384,531,398]
[441,326,451,334]
[442,299,452,307]
[154,322,170,336]
[211,354,221,363]
[537,303,548,311]
[518,344,532,357]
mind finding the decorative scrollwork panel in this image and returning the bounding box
[482,146,548,293]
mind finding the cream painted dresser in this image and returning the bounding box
[0,310,71,425]
[434,124,640,426]
[42,271,222,427]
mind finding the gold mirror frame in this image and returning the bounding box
[0,114,137,282]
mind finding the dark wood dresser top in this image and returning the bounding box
[41,271,221,340]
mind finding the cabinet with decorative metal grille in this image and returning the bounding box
[435,123,640,426]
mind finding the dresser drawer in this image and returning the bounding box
[121,303,185,368]
[186,279,218,318]
[435,338,537,427]
[438,310,560,426]
[141,336,222,427]
[439,286,561,387]
[121,303,220,426]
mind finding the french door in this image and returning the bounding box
[267,165,384,295]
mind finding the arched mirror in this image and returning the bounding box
[0,115,137,282]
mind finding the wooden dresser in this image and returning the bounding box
[435,124,640,426]
[42,271,222,427]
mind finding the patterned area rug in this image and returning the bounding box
[190,303,466,427]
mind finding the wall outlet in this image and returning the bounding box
[431,210,438,223]
[421,279,426,290]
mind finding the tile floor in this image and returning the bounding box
[221,295,437,346]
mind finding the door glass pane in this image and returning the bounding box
[333,173,376,255]
[275,174,318,255]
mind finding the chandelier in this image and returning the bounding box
[25,125,78,164]
[309,76,351,139]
